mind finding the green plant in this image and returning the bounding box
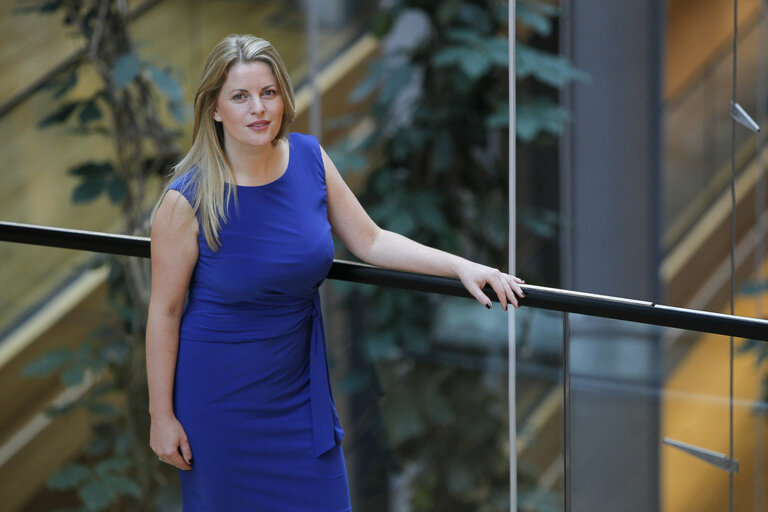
[333,1,585,510]
[18,0,185,509]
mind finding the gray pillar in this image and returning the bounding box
[560,1,663,511]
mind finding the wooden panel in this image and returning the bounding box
[666,0,760,99]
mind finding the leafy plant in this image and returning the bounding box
[333,1,584,510]
[18,0,185,509]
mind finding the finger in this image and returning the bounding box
[465,281,493,309]
[168,450,192,471]
[499,274,519,308]
[487,273,508,311]
[506,275,526,299]
[179,437,193,465]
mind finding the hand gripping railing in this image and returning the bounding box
[2,220,768,342]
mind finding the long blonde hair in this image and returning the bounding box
[153,34,296,251]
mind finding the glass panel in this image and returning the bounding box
[0,248,125,511]
[663,17,766,251]
[565,314,768,512]
[516,308,565,512]
[0,240,515,511]
[330,286,516,511]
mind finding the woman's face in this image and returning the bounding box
[213,61,284,152]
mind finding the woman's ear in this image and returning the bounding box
[213,111,221,122]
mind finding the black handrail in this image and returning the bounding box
[3,220,768,341]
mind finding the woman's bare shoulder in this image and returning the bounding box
[152,189,199,240]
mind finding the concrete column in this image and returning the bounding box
[560,1,664,510]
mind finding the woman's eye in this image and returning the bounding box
[233,93,245,101]
[263,89,276,97]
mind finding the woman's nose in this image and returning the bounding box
[250,97,265,114]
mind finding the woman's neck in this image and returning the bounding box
[225,138,286,185]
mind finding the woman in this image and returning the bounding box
[146,34,524,511]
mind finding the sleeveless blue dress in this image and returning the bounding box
[167,133,350,511]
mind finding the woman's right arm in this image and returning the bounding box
[146,189,199,470]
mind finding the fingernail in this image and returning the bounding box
[486,302,492,309]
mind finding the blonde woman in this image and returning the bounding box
[145,34,524,511]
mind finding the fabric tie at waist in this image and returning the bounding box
[309,290,343,457]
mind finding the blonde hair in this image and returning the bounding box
[152,34,296,251]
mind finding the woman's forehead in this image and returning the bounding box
[223,61,277,89]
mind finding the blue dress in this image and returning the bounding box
[167,133,350,511]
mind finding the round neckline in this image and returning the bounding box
[232,135,292,189]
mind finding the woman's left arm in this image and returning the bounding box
[323,147,525,310]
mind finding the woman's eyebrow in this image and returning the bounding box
[229,88,248,94]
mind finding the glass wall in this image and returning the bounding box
[565,314,767,512]
[663,16,765,252]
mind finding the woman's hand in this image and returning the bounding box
[150,413,193,471]
[455,260,525,311]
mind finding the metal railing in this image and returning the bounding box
[2,220,767,342]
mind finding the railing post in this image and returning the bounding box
[508,1,518,510]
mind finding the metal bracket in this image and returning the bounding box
[731,101,761,132]
[663,437,739,474]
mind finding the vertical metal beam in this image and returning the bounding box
[730,2,738,511]
[508,1,517,510]
[563,312,571,512]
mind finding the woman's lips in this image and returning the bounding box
[247,121,269,131]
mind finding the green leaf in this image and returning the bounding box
[459,51,491,79]
[61,363,86,386]
[446,28,485,47]
[21,348,73,377]
[72,178,106,203]
[147,65,183,102]
[517,1,556,36]
[516,98,570,141]
[13,1,62,15]
[484,37,509,67]
[102,475,141,497]
[84,436,110,456]
[112,54,141,88]
[39,101,81,128]
[47,464,91,490]
[432,46,473,67]
[41,68,79,99]
[78,100,101,123]
[378,63,414,104]
[95,457,132,475]
[68,162,113,179]
[107,176,127,203]
[79,479,117,511]
[517,44,590,88]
